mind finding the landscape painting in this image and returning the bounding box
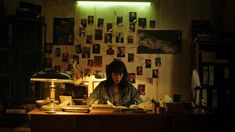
[137,30,182,54]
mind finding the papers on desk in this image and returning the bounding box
[89,104,116,113]
[62,105,90,113]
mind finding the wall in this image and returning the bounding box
[4,0,233,102]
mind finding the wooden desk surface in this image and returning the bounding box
[28,109,230,132]
[28,108,156,116]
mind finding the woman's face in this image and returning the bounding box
[111,72,123,85]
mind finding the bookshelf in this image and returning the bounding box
[0,15,45,119]
[192,34,232,112]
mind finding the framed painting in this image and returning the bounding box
[137,30,182,54]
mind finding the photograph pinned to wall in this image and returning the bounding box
[75,44,82,54]
[92,44,100,54]
[148,78,153,84]
[127,35,134,44]
[79,27,85,37]
[87,59,93,68]
[97,18,104,28]
[93,56,102,67]
[117,16,123,26]
[82,47,90,58]
[45,57,52,68]
[138,18,146,29]
[55,47,61,57]
[53,17,74,45]
[129,23,135,32]
[137,66,143,75]
[145,59,151,68]
[128,53,134,62]
[62,53,69,62]
[84,68,91,77]
[105,33,112,43]
[95,29,103,40]
[128,73,136,83]
[150,20,156,28]
[116,32,124,43]
[129,12,137,23]
[106,23,113,32]
[155,57,161,66]
[73,55,79,64]
[152,69,158,78]
[117,46,125,57]
[80,19,87,28]
[86,35,93,44]
[88,16,94,25]
[45,43,52,53]
[137,30,182,54]
[106,46,114,55]
[138,84,145,95]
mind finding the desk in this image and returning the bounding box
[28,109,230,132]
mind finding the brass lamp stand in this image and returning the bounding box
[31,71,73,113]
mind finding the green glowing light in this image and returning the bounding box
[76,1,151,6]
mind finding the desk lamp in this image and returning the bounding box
[31,70,73,113]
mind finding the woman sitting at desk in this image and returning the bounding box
[86,59,142,107]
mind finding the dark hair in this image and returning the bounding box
[105,59,128,88]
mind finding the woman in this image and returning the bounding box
[86,59,142,107]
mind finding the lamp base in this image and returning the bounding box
[40,101,62,113]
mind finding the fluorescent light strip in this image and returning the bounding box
[77,1,151,6]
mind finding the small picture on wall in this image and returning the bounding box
[129,23,135,32]
[128,73,136,83]
[92,44,100,54]
[127,35,134,44]
[138,84,145,95]
[137,66,143,75]
[55,47,61,57]
[106,23,113,32]
[117,46,125,57]
[105,33,112,43]
[152,69,158,78]
[80,19,87,28]
[145,59,151,68]
[155,57,161,66]
[62,53,69,62]
[129,12,137,23]
[45,43,52,53]
[138,18,146,29]
[87,59,93,68]
[98,18,104,28]
[88,16,94,25]
[45,57,52,68]
[95,29,103,40]
[82,47,90,58]
[116,32,124,43]
[79,27,85,37]
[75,44,82,54]
[150,20,156,28]
[117,16,123,26]
[86,35,93,44]
[73,55,79,63]
[128,53,134,62]
[93,56,102,67]
[106,46,114,55]
[84,68,91,77]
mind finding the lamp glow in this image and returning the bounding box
[76,1,151,6]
